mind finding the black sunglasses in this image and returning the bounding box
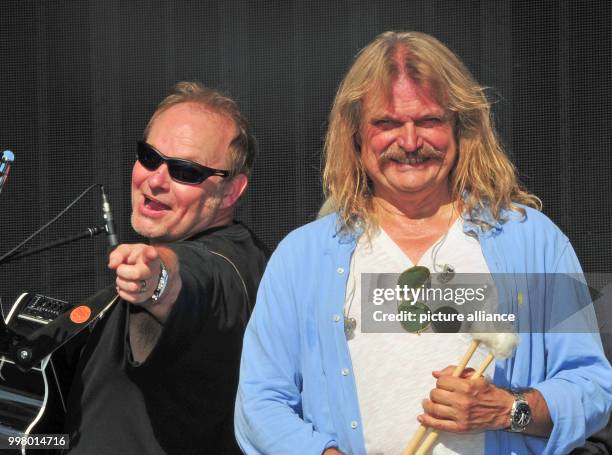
[397,266,432,334]
[396,265,461,334]
[136,141,230,185]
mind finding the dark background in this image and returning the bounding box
[0,0,610,311]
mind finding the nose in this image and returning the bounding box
[147,163,171,191]
[396,123,422,152]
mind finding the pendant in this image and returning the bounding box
[436,264,455,284]
[344,316,357,340]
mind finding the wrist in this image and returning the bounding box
[495,388,516,430]
[505,389,533,432]
[150,259,169,302]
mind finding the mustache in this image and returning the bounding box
[378,144,445,165]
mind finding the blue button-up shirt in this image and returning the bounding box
[236,207,612,454]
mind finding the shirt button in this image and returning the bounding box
[337,267,344,274]
[333,314,341,322]
[351,421,358,429]
[341,368,349,376]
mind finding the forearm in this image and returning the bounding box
[235,391,337,455]
[128,245,181,363]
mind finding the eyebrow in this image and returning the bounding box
[369,110,449,123]
[369,114,398,123]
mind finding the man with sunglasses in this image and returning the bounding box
[64,82,267,454]
[235,32,612,454]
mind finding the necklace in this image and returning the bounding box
[343,205,458,340]
[343,253,358,340]
[430,206,457,284]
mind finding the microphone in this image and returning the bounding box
[0,150,15,195]
[100,185,119,248]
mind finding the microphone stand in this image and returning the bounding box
[0,225,118,371]
[0,225,106,265]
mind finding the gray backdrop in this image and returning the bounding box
[0,0,610,313]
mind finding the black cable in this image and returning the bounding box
[2,226,106,264]
[0,183,100,264]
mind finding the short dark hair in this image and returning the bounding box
[144,81,257,177]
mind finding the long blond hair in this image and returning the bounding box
[323,31,540,233]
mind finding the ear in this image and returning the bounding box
[220,173,248,209]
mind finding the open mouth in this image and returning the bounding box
[390,154,430,165]
[144,195,171,211]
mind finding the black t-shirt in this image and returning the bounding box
[63,222,268,454]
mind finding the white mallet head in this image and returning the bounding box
[471,322,519,359]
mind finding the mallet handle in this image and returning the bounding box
[414,352,495,455]
[401,340,480,455]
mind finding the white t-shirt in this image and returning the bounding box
[345,219,496,454]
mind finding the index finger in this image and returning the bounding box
[125,243,158,265]
[436,375,471,393]
[125,244,159,265]
[108,244,132,269]
[433,366,475,379]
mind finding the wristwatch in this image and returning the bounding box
[151,260,169,302]
[509,391,532,432]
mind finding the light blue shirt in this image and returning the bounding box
[236,207,612,454]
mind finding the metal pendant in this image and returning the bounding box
[436,264,455,284]
[344,316,357,340]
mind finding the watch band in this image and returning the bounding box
[151,260,169,302]
[509,391,532,432]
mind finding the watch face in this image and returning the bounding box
[513,402,532,427]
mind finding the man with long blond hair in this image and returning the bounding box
[235,32,611,454]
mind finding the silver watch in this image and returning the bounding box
[509,391,532,432]
[151,260,168,302]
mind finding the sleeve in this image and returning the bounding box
[130,240,220,370]
[532,241,612,454]
[234,243,338,455]
[125,240,248,453]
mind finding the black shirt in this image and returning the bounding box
[64,222,268,454]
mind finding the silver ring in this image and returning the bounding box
[138,279,147,293]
